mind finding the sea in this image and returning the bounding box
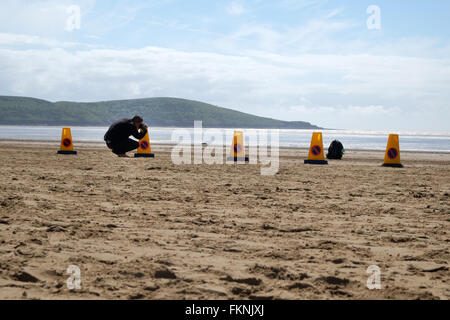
[0,126,449,152]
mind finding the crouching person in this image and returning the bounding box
[104,115,148,157]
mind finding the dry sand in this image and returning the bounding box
[0,141,449,300]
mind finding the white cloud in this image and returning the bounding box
[0,32,84,48]
[284,105,400,116]
[227,1,245,16]
[211,13,357,54]
[0,1,449,130]
[0,44,448,130]
[325,8,343,19]
[278,0,326,11]
[344,105,401,115]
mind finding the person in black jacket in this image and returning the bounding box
[104,115,148,157]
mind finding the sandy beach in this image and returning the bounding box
[0,140,448,300]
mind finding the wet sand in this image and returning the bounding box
[0,141,449,300]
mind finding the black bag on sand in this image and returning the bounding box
[326,140,344,159]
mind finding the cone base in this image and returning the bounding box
[382,163,403,168]
[227,156,249,162]
[304,159,328,165]
[57,150,77,155]
[134,153,155,158]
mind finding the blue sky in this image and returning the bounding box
[0,0,449,130]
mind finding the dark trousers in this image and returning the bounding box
[105,138,139,155]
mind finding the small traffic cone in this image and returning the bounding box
[134,131,154,158]
[226,130,248,162]
[304,132,328,165]
[382,134,403,168]
[57,128,77,155]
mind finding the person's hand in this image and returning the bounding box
[141,123,148,130]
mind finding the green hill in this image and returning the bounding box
[0,96,321,129]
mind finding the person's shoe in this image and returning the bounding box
[117,153,129,158]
